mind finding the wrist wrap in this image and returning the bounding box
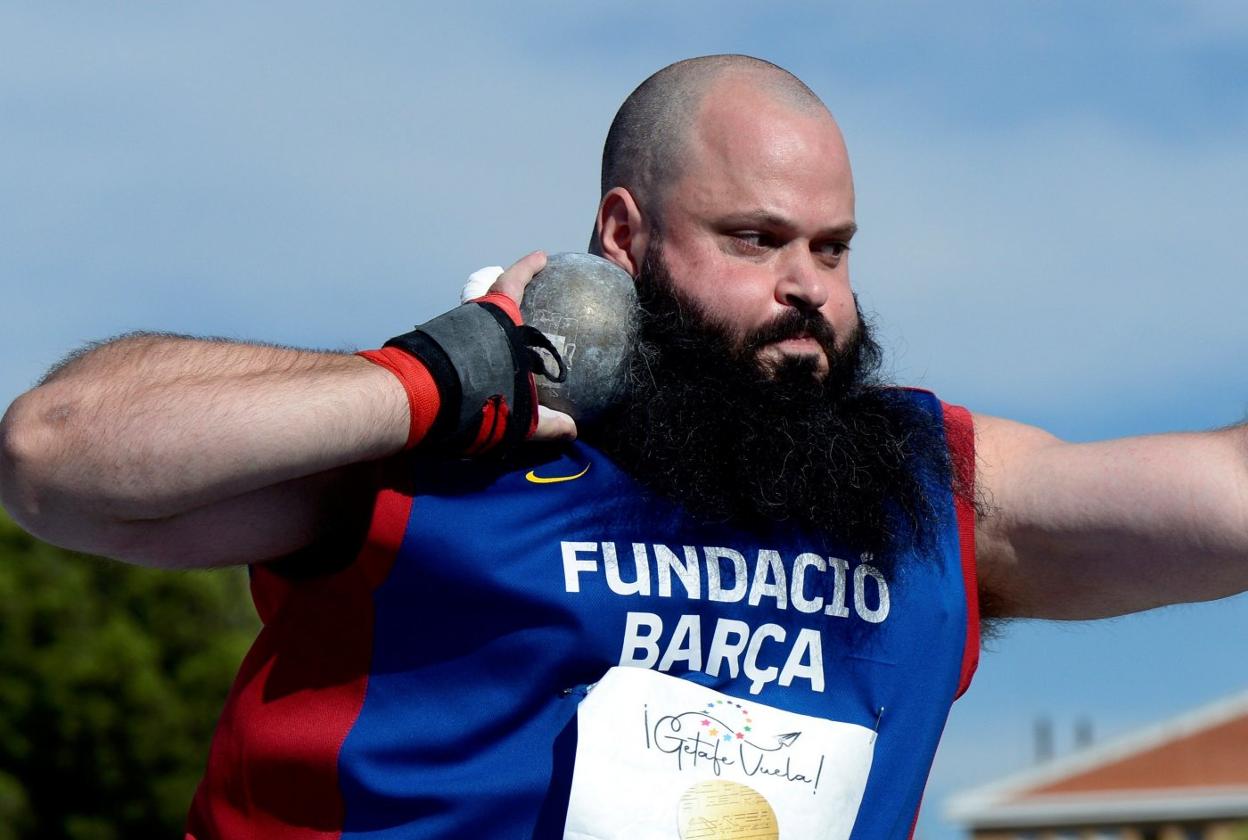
[381,294,565,455]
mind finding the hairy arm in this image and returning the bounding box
[0,333,409,567]
[974,413,1248,620]
[0,252,571,569]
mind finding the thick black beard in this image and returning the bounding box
[586,240,954,567]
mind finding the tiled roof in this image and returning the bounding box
[947,689,1248,829]
[1022,713,1248,794]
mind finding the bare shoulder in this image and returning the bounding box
[970,412,1065,494]
[966,412,1060,617]
[969,411,1065,528]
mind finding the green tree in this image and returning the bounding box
[0,510,259,839]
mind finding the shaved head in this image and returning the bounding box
[599,55,831,223]
[586,56,953,561]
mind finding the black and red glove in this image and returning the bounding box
[360,292,565,456]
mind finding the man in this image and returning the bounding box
[1,55,1245,839]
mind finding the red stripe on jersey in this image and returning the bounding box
[941,402,980,699]
[907,792,923,840]
[185,484,413,839]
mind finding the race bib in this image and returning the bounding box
[564,667,875,839]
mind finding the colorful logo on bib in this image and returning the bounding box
[692,699,799,747]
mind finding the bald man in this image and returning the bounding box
[2,55,1246,839]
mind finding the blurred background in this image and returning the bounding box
[1,2,1246,837]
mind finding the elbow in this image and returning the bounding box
[0,391,56,534]
[1,390,141,561]
[0,387,90,545]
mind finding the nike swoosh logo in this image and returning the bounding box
[524,462,591,484]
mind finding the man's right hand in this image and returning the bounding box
[485,251,577,444]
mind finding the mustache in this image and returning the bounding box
[741,307,839,356]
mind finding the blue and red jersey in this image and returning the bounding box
[185,393,978,839]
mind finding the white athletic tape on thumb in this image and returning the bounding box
[461,266,505,303]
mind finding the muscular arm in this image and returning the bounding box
[974,413,1248,620]
[0,333,408,567]
[0,251,572,569]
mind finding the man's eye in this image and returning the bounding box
[819,241,851,259]
[731,232,772,251]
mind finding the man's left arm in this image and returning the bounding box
[972,413,1248,620]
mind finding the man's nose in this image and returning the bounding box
[774,251,829,312]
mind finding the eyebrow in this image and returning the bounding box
[718,211,858,239]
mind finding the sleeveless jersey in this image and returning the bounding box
[185,393,978,840]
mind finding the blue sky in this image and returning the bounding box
[3,4,1247,838]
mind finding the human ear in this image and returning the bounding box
[594,187,649,277]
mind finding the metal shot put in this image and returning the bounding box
[520,252,639,424]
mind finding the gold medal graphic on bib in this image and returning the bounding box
[676,779,780,839]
